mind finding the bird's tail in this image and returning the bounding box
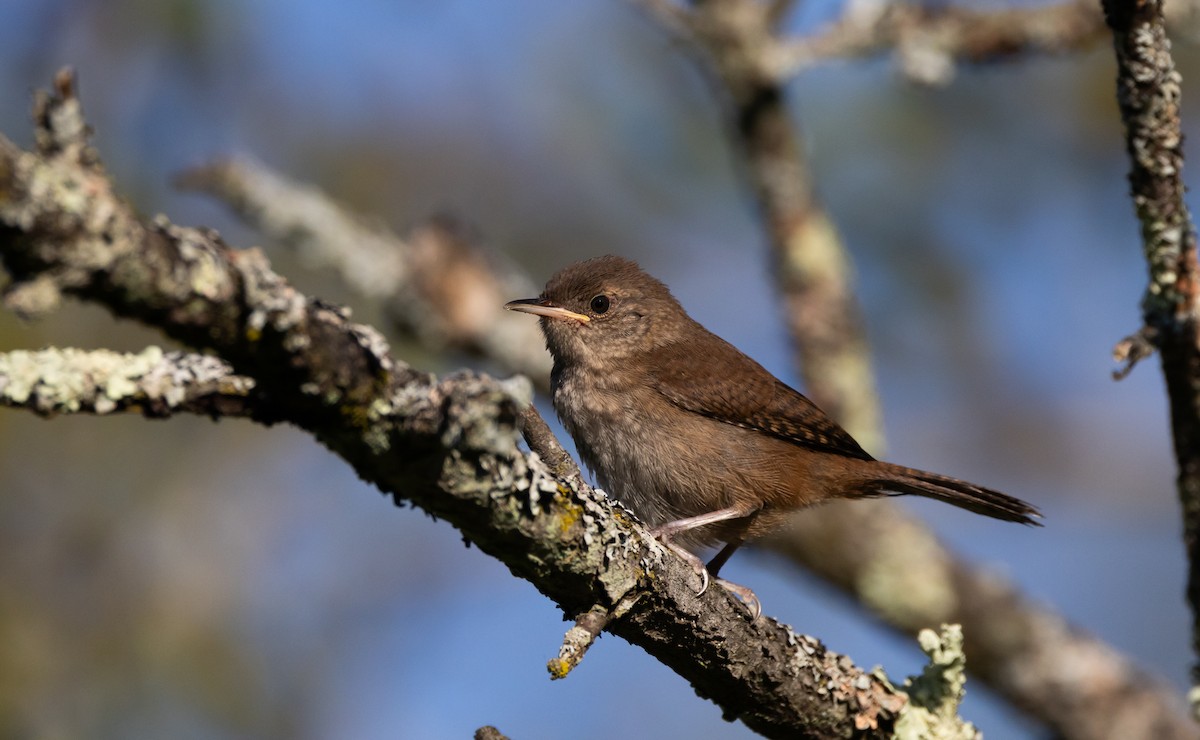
[863,463,1042,526]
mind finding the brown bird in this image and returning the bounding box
[506,255,1040,618]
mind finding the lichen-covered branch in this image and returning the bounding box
[519,405,615,679]
[175,158,551,386]
[1103,0,1200,717]
[898,626,976,739]
[0,347,265,420]
[0,70,927,739]
[519,405,589,493]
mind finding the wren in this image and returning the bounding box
[506,255,1040,618]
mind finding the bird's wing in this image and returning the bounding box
[648,335,874,461]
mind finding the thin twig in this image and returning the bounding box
[519,405,589,493]
[1103,0,1200,717]
[771,1,1104,85]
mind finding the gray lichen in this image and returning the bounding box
[0,347,254,416]
[895,624,978,740]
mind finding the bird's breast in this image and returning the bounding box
[549,363,764,534]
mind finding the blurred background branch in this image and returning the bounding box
[175,160,551,385]
[639,0,884,448]
[641,0,1200,85]
[767,0,1107,85]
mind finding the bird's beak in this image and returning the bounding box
[504,298,591,323]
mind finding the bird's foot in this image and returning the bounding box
[650,530,710,595]
[715,578,762,621]
[648,528,761,619]
[649,537,762,619]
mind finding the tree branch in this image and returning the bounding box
[635,0,885,450]
[1103,0,1200,720]
[0,347,265,420]
[0,69,937,739]
[639,0,1200,88]
[771,0,1105,85]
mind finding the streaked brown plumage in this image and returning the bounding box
[507,255,1040,617]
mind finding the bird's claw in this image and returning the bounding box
[715,578,762,621]
[651,533,761,619]
[652,531,711,596]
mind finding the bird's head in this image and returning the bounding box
[505,255,688,366]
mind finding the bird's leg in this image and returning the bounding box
[705,521,762,620]
[650,503,762,614]
[706,536,744,578]
[651,503,760,540]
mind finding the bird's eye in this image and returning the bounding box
[590,294,610,314]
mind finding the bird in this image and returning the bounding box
[505,255,1041,618]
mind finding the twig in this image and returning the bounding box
[519,405,589,494]
[549,605,611,679]
[771,1,1105,85]
[1112,326,1159,380]
[1102,0,1200,717]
